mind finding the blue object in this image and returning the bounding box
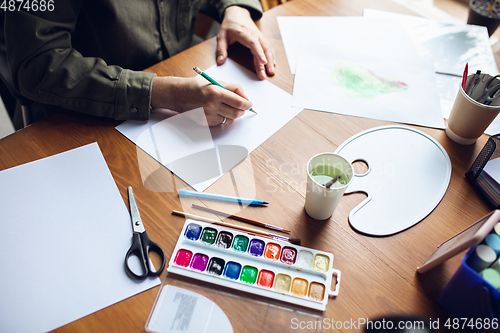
[438,246,500,333]
[223,261,242,280]
[184,223,202,241]
[178,189,268,206]
[485,233,500,255]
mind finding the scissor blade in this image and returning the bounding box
[128,186,145,233]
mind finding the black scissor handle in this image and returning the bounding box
[140,231,166,277]
[125,231,166,280]
[125,233,149,281]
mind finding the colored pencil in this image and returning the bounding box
[193,67,256,113]
[488,0,499,12]
[462,63,468,91]
[468,70,481,96]
[191,204,290,233]
[171,210,300,245]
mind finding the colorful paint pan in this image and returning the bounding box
[173,249,192,267]
[274,273,291,293]
[190,253,209,271]
[281,247,297,265]
[240,266,258,284]
[309,282,326,301]
[264,243,281,260]
[313,254,330,273]
[232,235,249,252]
[223,261,241,280]
[167,220,341,311]
[184,223,202,241]
[200,227,217,245]
[296,250,313,269]
[248,239,265,257]
[207,257,225,276]
[216,231,233,249]
[257,269,275,288]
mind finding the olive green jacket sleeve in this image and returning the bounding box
[4,0,263,123]
[5,1,155,121]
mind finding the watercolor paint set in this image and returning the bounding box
[166,220,341,311]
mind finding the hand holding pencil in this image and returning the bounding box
[150,73,253,127]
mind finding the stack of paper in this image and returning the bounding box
[363,9,499,133]
[278,12,498,131]
[278,16,445,129]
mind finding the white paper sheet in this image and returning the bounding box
[0,143,160,333]
[116,59,302,192]
[363,9,498,77]
[363,9,499,123]
[292,42,445,129]
[278,17,423,75]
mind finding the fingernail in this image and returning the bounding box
[261,56,268,64]
[260,70,266,78]
[217,55,224,63]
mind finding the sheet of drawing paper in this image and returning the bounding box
[278,17,424,75]
[116,59,302,192]
[363,9,498,77]
[364,9,499,122]
[0,143,160,333]
[292,42,445,128]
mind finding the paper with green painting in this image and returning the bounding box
[292,42,444,129]
[278,16,444,128]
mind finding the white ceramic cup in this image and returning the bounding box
[305,153,353,220]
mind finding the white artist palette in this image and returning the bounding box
[167,220,341,311]
[335,125,451,236]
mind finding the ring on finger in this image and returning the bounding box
[221,116,227,125]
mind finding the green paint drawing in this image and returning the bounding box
[330,61,408,99]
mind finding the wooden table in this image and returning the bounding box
[0,0,495,332]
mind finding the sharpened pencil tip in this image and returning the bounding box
[193,67,202,75]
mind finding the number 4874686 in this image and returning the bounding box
[1,0,54,11]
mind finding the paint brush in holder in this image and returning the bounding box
[324,175,341,189]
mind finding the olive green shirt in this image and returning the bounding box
[4,0,263,127]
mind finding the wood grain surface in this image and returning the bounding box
[0,0,495,332]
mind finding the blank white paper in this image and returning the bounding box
[116,59,302,192]
[0,143,160,333]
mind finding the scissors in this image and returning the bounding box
[125,186,166,280]
[476,74,500,105]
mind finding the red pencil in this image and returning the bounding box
[462,63,468,91]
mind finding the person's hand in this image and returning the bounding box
[216,6,275,80]
[151,76,252,126]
